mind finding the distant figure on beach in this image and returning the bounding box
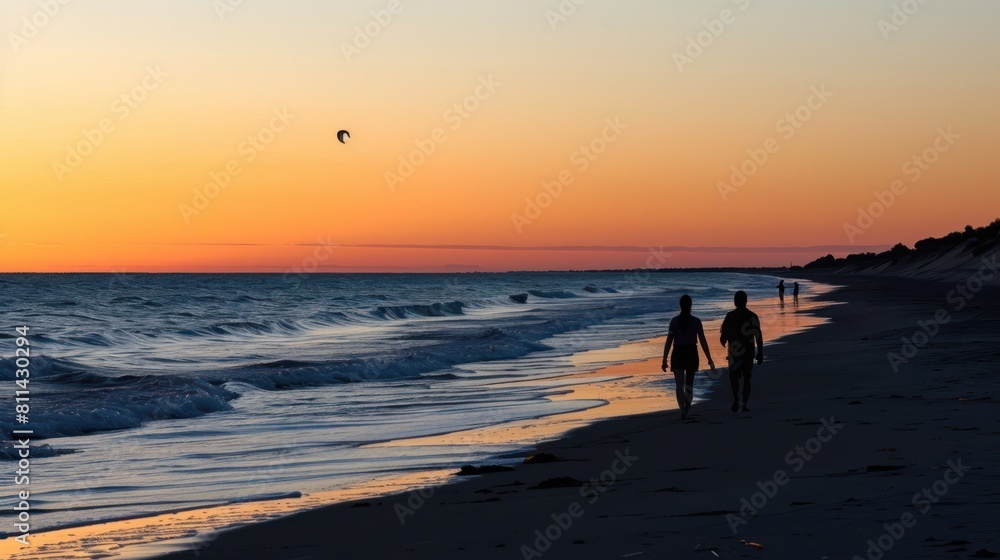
[720,291,763,413]
[776,280,785,301]
[661,295,715,420]
[793,282,800,305]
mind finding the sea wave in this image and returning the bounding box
[528,290,578,299]
[583,285,619,294]
[372,300,465,320]
[0,374,237,441]
[0,328,554,440]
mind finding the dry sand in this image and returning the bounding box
[118,274,1000,558]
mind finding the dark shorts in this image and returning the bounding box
[671,345,699,373]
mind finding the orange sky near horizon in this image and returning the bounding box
[2,1,998,272]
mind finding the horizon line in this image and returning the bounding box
[1,242,890,254]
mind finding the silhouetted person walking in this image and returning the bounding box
[720,291,763,412]
[662,295,715,420]
[776,280,785,302]
[793,281,800,305]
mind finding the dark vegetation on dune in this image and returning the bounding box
[805,218,1000,270]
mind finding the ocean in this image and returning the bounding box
[0,271,789,537]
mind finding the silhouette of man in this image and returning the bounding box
[776,280,785,302]
[793,282,800,305]
[720,291,763,412]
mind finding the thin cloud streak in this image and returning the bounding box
[6,242,890,254]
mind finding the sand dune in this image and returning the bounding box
[835,241,999,283]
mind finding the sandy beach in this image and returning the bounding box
[140,272,998,560]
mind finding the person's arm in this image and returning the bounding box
[754,315,764,364]
[661,334,674,372]
[697,328,715,370]
[719,315,729,348]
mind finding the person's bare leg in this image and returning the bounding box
[684,370,695,418]
[729,366,740,412]
[673,371,687,419]
[742,370,752,411]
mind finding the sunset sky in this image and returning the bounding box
[2,0,998,271]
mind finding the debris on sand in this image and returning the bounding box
[523,453,560,464]
[456,465,515,476]
[530,476,583,489]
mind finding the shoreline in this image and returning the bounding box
[0,278,831,559]
[149,273,999,559]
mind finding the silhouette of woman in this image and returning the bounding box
[661,295,716,420]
